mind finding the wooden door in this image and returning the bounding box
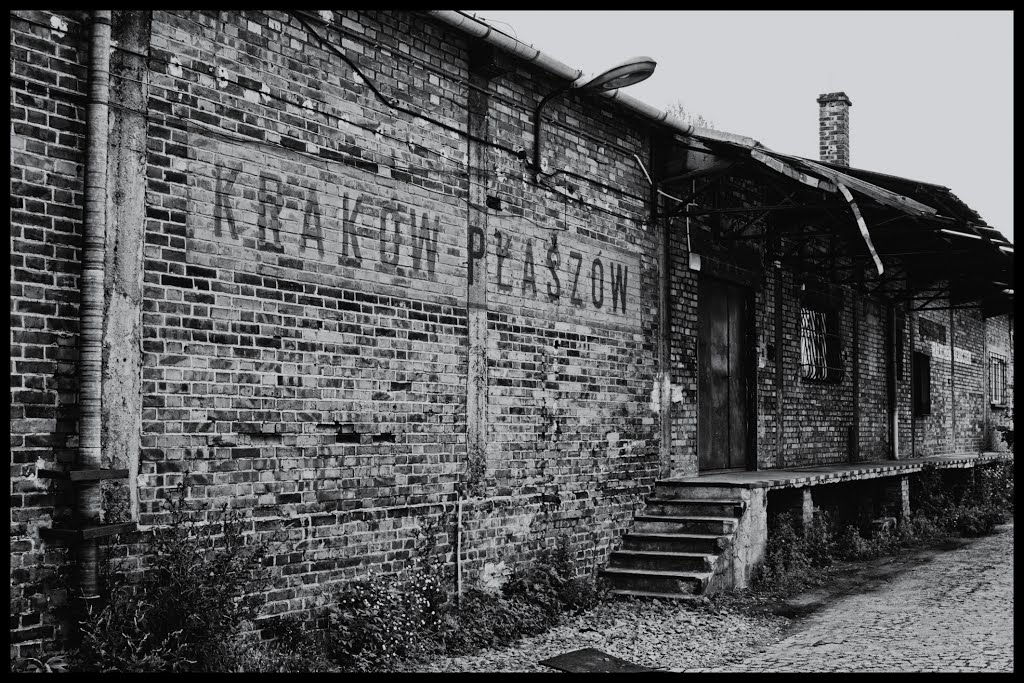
[698,277,750,471]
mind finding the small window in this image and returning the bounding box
[913,351,931,416]
[800,305,844,383]
[990,354,1007,406]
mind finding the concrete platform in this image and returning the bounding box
[664,452,1013,491]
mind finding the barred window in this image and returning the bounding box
[990,354,1007,405]
[800,306,844,383]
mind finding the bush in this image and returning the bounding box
[755,463,1014,596]
[228,617,336,673]
[328,570,445,671]
[502,536,604,618]
[326,510,450,671]
[72,475,270,672]
[326,531,606,669]
[441,588,550,655]
[752,512,819,595]
[910,462,1013,537]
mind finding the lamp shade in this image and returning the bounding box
[578,56,656,92]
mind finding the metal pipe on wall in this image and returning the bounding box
[77,9,112,601]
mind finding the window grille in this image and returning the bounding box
[990,354,1007,405]
[800,306,843,383]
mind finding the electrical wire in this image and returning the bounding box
[12,12,650,226]
[16,9,650,214]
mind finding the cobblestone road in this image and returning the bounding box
[690,519,1014,673]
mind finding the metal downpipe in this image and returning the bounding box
[77,9,112,602]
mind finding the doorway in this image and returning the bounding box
[697,276,752,472]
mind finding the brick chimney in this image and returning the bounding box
[817,91,852,167]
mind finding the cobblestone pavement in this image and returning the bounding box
[687,520,1014,673]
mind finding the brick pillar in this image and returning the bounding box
[880,475,911,520]
[817,92,852,167]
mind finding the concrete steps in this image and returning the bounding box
[603,480,748,600]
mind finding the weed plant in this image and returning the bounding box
[71,476,270,672]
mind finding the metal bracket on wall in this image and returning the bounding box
[37,468,138,542]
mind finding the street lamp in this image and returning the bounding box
[532,56,657,176]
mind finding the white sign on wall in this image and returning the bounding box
[930,341,974,365]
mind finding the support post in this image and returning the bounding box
[852,297,861,462]
[880,475,911,520]
[102,10,151,522]
[465,59,491,496]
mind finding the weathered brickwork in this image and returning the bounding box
[856,300,891,460]
[909,297,996,457]
[985,314,1014,451]
[951,308,986,452]
[9,8,1013,657]
[10,10,91,655]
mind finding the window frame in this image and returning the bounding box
[990,353,1007,407]
[799,290,844,384]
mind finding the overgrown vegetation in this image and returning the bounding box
[328,531,606,671]
[72,476,271,672]
[34,476,604,673]
[753,461,1014,597]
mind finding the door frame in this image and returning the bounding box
[696,273,757,473]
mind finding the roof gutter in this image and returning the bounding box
[426,10,762,150]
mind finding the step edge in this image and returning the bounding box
[634,514,739,522]
[645,497,747,504]
[623,532,731,539]
[600,567,713,579]
[609,589,704,601]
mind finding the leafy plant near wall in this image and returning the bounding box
[72,475,271,672]
[11,653,70,673]
[326,528,607,671]
[326,507,451,671]
[910,461,1013,536]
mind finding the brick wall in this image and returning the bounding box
[910,296,991,456]
[130,8,657,625]
[10,9,90,656]
[985,314,1014,451]
[855,299,890,460]
[9,8,1012,657]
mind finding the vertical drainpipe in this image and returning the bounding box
[78,9,112,601]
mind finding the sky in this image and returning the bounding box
[464,10,1014,242]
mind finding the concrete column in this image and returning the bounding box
[798,487,815,530]
[464,55,491,495]
[101,10,151,522]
